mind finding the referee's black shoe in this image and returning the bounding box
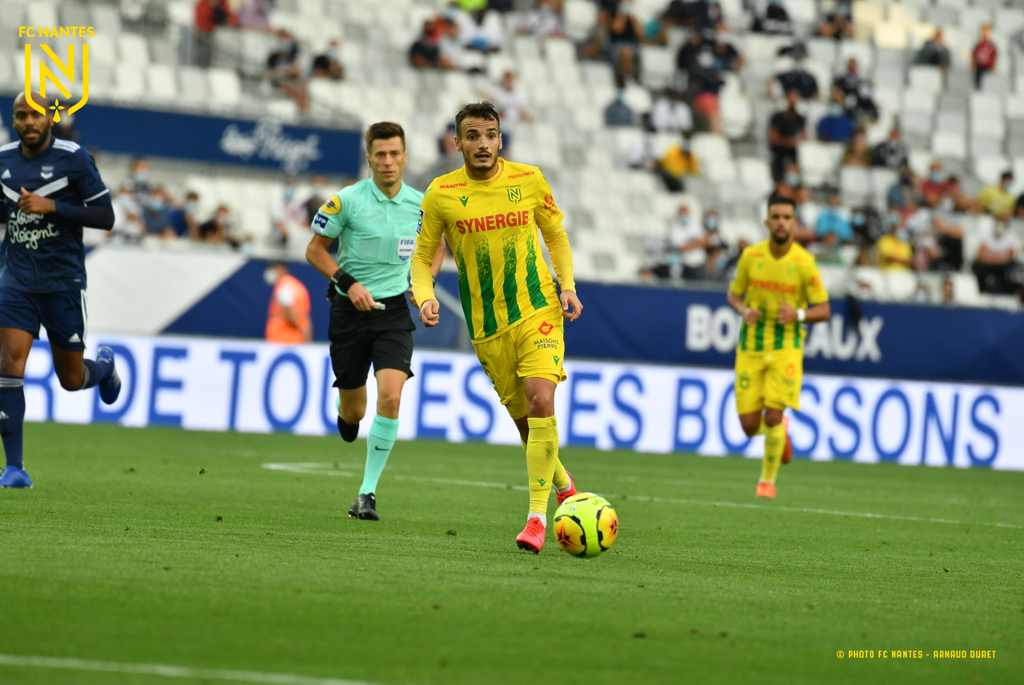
[337,416,359,442]
[348,493,379,520]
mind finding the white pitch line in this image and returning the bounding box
[261,463,1022,531]
[0,654,380,685]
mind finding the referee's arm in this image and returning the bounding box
[305,232,377,311]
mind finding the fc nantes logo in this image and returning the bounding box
[506,185,522,203]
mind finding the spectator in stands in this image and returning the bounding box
[410,20,449,69]
[871,125,908,170]
[651,88,693,134]
[752,0,792,35]
[453,4,504,53]
[303,176,327,225]
[904,200,941,270]
[941,276,955,305]
[237,0,272,32]
[604,82,635,127]
[817,88,855,143]
[851,82,879,127]
[657,131,701,193]
[769,44,818,100]
[842,129,871,167]
[654,204,714,281]
[774,164,813,242]
[945,175,980,214]
[916,29,951,74]
[930,192,965,272]
[127,156,152,206]
[438,18,467,70]
[972,24,998,91]
[264,262,312,344]
[606,2,644,82]
[921,161,954,207]
[695,0,726,33]
[111,185,145,244]
[267,29,309,111]
[414,124,463,189]
[311,40,345,80]
[518,0,564,38]
[487,71,533,125]
[973,217,1020,294]
[195,0,236,32]
[271,178,305,248]
[817,0,853,41]
[833,58,860,101]
[180,191,202,240]
[851,203,884,247]
[198,204,230,243]
[142,187,175,238]
[886,168,916,211]
[876,209,914,271]
[977,171,1016,218]
[815,192,853,244]
[768,89,806,181]
[675,29,704,74]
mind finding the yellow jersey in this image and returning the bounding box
[729,240,828,352]
[410,159,575,342]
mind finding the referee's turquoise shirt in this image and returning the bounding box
[310,178,424,300]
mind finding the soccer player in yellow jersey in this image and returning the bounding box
[410,102,583,553]
[727,195,830,499]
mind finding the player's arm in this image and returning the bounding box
[411,191,444,326]
[779,260,831,324]
[408,238,446,309]
[306,195,376,311]
[26,148,116,229]
[534,177,582,321]
[726,248,761,324]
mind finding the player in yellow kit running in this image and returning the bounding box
[726,195,830,499]
[410,102,583,553]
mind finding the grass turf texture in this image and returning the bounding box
[0,423,1021,685]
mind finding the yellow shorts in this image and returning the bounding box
[472,306,567,420]
[734,349,803,415]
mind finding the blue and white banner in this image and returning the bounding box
[24,335,1023,471]
[68,103,362,175]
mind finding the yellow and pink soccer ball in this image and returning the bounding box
[553,493,618,558]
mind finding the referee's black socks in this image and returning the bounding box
[337,416,360,443]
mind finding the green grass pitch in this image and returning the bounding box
[0,423,1021,685]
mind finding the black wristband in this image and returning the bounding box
[331,268,357,293]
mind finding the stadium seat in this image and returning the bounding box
[995,8,1024,37]
[91,3,122,35]
[806,39,837,68]
[959,8,993,38]
[640,46,676,90]
[178,66,210,105]
[0,1,25,29]
[951,273,983,308]
[563,0,598,42]
[852,267,887,300]
[118,34,151,66]
[852,1,885,33]
[870,168,897,209]
[932,131,967,161]
[207,68,243,108]
[88,33,118,67]
[874,22,909,50]
[146,64,178,102]
[26,1,58,27]
[721,91,753,140]
[908,66,943,95]
[973,155,1010,187]
[798,141,843,187]
[884,271,917,302]
[785,0,817,27]
[840,167,872,207]
[839,38,875,73]
[738,158,774,198]
[887,3,920,26]
[113,63,145,101]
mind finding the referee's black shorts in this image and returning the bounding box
[328,292,416,390]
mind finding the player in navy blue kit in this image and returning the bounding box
[0,91,120,489]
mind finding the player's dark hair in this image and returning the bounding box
[455,101,500,138]
[365,121,405,152]
[767,194,797,211]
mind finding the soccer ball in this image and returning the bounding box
[553,493,618,558]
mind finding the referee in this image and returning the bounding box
[306,122,442,520]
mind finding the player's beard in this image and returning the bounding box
[18,124,50,152]
[771,227,791,245]
[466,148,498,174]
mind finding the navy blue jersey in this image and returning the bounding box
[0,137,110,293]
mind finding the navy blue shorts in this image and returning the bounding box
[0,288,87,351]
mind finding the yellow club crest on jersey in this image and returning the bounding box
[320,194,341,215]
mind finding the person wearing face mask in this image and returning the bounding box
[816,86,854,143]
[311,39,345,80]
[972,218,1021,294]
[603,77,635,127]
[871,126,908,171]
[659,204,711,281]
[658,131,702,192]
[976,171,1016,218]
[271,178,306,249]
[817,0,853,40]
[264,261,312,344]
[267,29,308,111]
[142,186,174,237]
[876,209,914,271]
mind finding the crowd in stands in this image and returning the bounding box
[172,0,1024,305]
